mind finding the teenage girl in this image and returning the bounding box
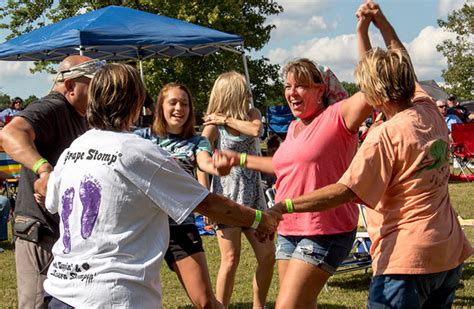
[135,83,228,309]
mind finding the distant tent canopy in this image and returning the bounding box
[418,80,448,101]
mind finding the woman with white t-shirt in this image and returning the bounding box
[43,63,280,308]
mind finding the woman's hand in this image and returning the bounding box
[214,149,241,168]
[203,113,228,126]
[355,1,373,33]
[212,150,232,176]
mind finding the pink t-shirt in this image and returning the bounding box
[273,102,359,236]
[339,96,473,275]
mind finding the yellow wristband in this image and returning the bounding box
[240,152,247,168]
[32,158,49,175]
[251,210,262,229]
[284,198,294,213]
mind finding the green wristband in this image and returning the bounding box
[32,158,49,175]
[240,152,247,168]
[285,198,294,213]
[251,209,262,229]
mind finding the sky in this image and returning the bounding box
[0,0,469,99]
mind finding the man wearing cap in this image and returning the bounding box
[447,94,470,123]
[0,55,104,308]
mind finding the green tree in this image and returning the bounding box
[0,0,284,116]
[341,81,359,97]
[24,95,39,107]
[0,92,11,109]
[436,4,473,100]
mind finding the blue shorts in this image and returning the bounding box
[368,264,463,309]
[275,229,356,275]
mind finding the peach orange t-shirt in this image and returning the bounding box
[339,96,473,275]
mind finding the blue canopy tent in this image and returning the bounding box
[0,5,250,84]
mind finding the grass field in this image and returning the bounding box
[0,182,473,308]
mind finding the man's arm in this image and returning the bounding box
[1,117,53,204]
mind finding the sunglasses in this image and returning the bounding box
[437,105,447,108]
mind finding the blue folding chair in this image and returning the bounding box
[266,105,295,139]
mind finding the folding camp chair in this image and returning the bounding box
[449,123,474,182]
[0,151,20,205]
[334,204,372,275]
[266,105,295,140]
[0,151,20,243]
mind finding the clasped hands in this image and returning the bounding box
[211,149,284,242]
[356,0,386,30]
[203,113,228,126]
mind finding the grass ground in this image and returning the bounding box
[0,182,473,308]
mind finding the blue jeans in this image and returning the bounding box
[276,229,356,275]
[0,196,10,241]
[368,264,463,309]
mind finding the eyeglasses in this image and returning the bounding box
[437,105,447,109]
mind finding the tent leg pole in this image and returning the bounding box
[241,52,253,108]
[139,60,144,82]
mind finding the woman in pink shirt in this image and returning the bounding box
[218,21,372,309]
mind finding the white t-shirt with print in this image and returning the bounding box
[44,129,209,308]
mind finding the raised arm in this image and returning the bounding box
[339,2,376,133]
[369,1,405,51]
[203,108,263,138]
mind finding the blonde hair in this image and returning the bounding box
[87,63,145,131]
[153,83,196,139]
[206,71,250,121]
[355,48,416,107]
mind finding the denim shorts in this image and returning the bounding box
[276,229,356,275]
[368,264,463,309]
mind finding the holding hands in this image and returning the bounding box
[203,113,228,126]
[255,208,282,242]
[356,1,388,30]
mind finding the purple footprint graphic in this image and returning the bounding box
[61,187,75,254]
[79,175,102,239]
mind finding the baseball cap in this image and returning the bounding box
[55,59,106,82]
[448,94,457,101]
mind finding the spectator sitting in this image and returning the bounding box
[437,99,462,131]
[0,97,23,124]
[447,94,470,123]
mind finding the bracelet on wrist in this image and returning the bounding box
[284,198,294,213]
[32,158,49,175]
[251,209,262,229]
[240,152,247,168]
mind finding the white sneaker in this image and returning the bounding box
[0,247,4,253]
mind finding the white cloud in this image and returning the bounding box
[266,32,384,82]
[407,26,456,81]
[0,62,53,97]
[265,25,455,83]
[267,0,337,41]
[277,0,332,17]
[269,16,337,40]
[438,0,466,16]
